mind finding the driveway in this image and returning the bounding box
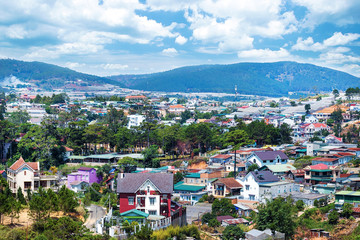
[84,204,107,230]
[186,202,212,224]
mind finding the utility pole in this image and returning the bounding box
[234,147,237,179]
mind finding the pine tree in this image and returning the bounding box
[17,187,27,205]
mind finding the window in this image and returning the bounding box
[245,185,250,190]
[24,171,26,176]
[128,197,134,205]
[149,210,157,215]
[150,197,155,205]
[249,195,255,200]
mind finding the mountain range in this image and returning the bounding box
[1,59,359,97]
[109,62,360,97]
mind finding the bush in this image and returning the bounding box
[328,210,339,225]
[295,200,305,211]
[208,219,220,228]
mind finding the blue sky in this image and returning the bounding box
[0,0,360,77]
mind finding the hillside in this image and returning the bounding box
[109,62,360,97]
[0,59,117,90]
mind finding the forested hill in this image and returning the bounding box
[0,59,117,89]
[109,61,360,97]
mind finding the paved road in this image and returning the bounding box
[84,204,107,230]
[186,203,212,224]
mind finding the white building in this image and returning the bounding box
[7,157,58,195]
[127,114,146,129]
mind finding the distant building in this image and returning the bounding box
[67,167,101,191]
[246,150,289,168]
[127,114,145,129]
[304,164,340,185]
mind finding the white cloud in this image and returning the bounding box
[64,62,86,69]
[4,25,28,39]
[175,35,187,45]
[101,64,129,70]
[237,48,291,61]
[162,48,178,57]
[292,0,360,27]
[323,32,360,47]
[319,52,360,65]
[292,32,360,52]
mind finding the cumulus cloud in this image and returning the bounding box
[175,35,187,45]
[162,48,178,57]
[237,48,291,61]
[292,32,360,51]
[101,64,129,70]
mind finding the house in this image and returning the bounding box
[280,192,327,206]
[64,146,74,160]
[127,114,146,129]
[209,154,232,165]
[287,169,305,183]
[304,164,340,185]
[258,164,296,177]
[238,170,280,201]
[117,173,173,217]
[246,151,289,168]
[0,170,6,180]
[173,181,207,205]
[67,167,101,189]
[69,181,89,193]
[325,134,343,143]
[222,218,249,226]
[7,157,58,195]
[246,229,285,240]
[335,191,360,207]
[259,181,299,203]
[125,95,147,102]
[168,104,186,115]
[224,161,246,173]
[311,157,339,166]
[212,178,243,197]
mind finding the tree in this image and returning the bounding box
[142,145,158,167]
[333,89,339,99]
[247,164,259,172]
[222,225,245,240]
[58,185,78,213]
[328,210,339,224]
[295,200,305,211]
[208,218,220,228]
[212,198,236,216]
[256,197,296,239]
[29,187,51,221]
[305,104,311,114]
[17,187,27,205]
[202,212,216,224]
[134,223,153,240]
[174,171,184,184]
[341,203,353,218]
[8,110,30,125]
[224,129,253,148]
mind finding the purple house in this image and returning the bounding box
[67,167,102,189]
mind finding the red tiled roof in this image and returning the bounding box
[9,157,39,171]
[337,152,355,156]
[348,148,360,151]
[312,157,338,162]
[64,146,74,152]
[353,207,360,213]
[310,163,329,170]
[312,123,328,128]
[216,178,243,189]
[9,157,26,170]
[212,154,232,159]
[340,174,352,178]
[169,104,185,109]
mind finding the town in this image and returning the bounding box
[1,86,360,239]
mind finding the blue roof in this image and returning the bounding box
[184,173,200,178]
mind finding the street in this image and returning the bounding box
[84,204,107,230]
[186,202,212,224]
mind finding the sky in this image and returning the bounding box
[0,0,360,77]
